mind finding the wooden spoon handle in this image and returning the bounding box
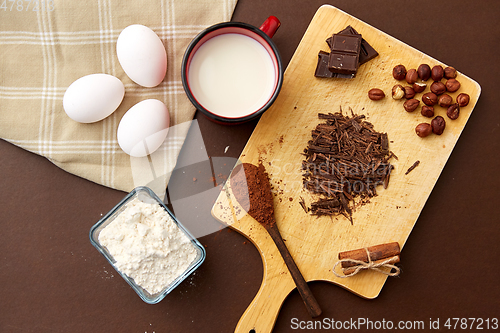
[265,224,322,317]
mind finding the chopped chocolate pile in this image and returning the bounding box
[302,111,396,223]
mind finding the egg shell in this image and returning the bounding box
[63,74,125,123]
[117,24,167,88]
[117,99,170,157]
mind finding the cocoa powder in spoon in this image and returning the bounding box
[230,162,275,226]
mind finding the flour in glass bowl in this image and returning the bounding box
[98,198,197,294]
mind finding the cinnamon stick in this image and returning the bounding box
[338,242,400,269]
[342,255,400,275]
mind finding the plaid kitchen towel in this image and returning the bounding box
[0,0,237,197]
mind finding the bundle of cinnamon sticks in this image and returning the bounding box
[338,242,400,275]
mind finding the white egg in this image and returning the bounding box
[116,24,167,88]
[63,74,125,123]
[117,99,170,157]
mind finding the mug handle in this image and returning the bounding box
[259,16,281,38]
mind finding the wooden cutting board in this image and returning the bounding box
[211,5,481,333]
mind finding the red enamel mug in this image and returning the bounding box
[181,16,283,124]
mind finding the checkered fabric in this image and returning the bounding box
[0,0,237,196]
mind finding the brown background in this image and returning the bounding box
[1,1,499,332]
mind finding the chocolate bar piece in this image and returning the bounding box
[314,51,334,78]
[314,51,354,79]
[326,25,378,65]
[328,51,359,75]
[327,33,361,75]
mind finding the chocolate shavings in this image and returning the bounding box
[302,110,396,224]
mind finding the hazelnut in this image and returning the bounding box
[446,103,460,120]
[415,123,432,137]
[404,98,420,112]
[392,84,405,100]
[456,93,470,107]
[444,66,457,79]
[404,86,416,99]
[431,65,444,81]
[445,78,461,92]
[421,105,435,118]
[368,88,385,100]
[431,116,446,135]
[417,64,431,81]
[430,81,446,95]
[422,92,438,106]
[406,68,418,84]
[413,82,427,93]
[438,94,453,108]
[393,64,407,80]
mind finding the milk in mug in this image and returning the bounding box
[188,33,277,118]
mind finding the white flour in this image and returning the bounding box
[98,198,197,294]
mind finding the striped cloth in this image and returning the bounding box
[0,0,237,198]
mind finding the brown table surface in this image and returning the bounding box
[1,1,499,332]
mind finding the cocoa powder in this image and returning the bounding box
[230,163,275,226]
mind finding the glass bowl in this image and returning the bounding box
[89,186,206,304]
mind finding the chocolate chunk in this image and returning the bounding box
[329,33,362,54]
[328,51,359,75]
[315,51,355,79]
[341,26,379,64]
[358,38,379,64]
[327,34,361,75]
[326,25,378,65]
[314,51,334,78]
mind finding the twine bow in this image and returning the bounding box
[332,248,400,278]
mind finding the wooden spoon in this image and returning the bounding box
[230,162,322,318]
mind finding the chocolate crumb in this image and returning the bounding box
[405,160,420,175]
[299,197,308,213]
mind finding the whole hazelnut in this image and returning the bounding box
[446,103,460,120]
[404,86,416,99]
[413,82,427,93]
[417,64,431,81]
[438,94,453,108]
[368,88,385,100]
[430,81,446,95]
[404,98,420,112]
[393,64,407,80]
[456,93,470,107]
[415,123,432,137]
[406,69,418,84]
[392,84,405,100]
[445,78,461,92]
[431,65,444,81]
[422,92,438,106]
[444,66,457,79]
[421,105,435,118]
[431,116,446,135]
